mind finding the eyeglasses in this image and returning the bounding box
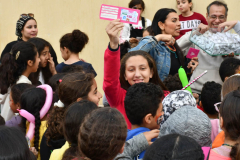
[214,102,221,112]
[19,13,34,19]
[209,15,226,21]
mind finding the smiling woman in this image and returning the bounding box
[130,8,185,81]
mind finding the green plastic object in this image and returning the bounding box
[178,67,192,94]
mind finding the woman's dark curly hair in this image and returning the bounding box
[0,41,37,94]
[45,72,95,146]
[20,87,46,152]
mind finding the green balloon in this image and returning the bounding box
[178,67,192,94]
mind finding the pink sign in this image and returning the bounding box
[99,4,140,25]
[186,47,200,59]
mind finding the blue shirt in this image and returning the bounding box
[56,61,97,77]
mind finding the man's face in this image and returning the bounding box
[206,5,227,28]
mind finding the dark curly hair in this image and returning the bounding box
[20,88,46,152]
[11,83,34,104]
[143,134,204,160]
[125,82,164,125]
[78,108,127,160]
[45,72,94,146]
[220,89,240,160]
[60,29,89,53]
[219,57,240,82]
[201,81,222,115]
[62,100,97,160]
[163,73,182,92]
[0,41,37,94]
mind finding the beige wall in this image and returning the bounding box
[0,0,239,104]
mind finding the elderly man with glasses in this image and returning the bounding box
[177,0,240,95]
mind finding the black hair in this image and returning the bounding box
[0,41,37,94]
[120,41,131,60]
[60,29,89,53]
[152,8,185,67]
[207,1,228,16]
[124,82,164,125]
[48,73,66,92]
[128,0,145,11]
[143,134,204,160]
[0,126,36,160]
[0,115,5,125]
[201,81,222,115]
[144,26,155,36]
[219,90,240,160]
[11,83,34,104]
[62,100,98,160]
[219,58,240,82]
[163,73,182,92]
[20,88,47,152]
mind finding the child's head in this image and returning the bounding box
[219,90,240,159]
[177,0,193,13]
[201,81,221,117]
[10,83,34,113]
[222,75,240,99]
[163,73,182,92]
[125,83,164,129]
[143,134,204,160]
[62,100,98,160]
[78,108,127,160]
[0,126,36,160]
[219,57,240,82]
[143,26,155,37]
[128,0,145,16]
[0,41,40,94]
[120,50,167,91]
[0,115,5,125]
[159,106,212,146]
[60,29,89,60]
[20,87,47,151]
[46,72,102,145]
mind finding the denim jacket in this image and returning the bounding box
[129,36,170,81]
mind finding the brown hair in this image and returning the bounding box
[129,0,145,11]
[78,108,127,160]
[60,29,89,53]
[45,72,94,145]
[221,75,240,98]
[120,50,168,91]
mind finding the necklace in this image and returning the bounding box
[222,143,234,147]
[165,44,178,58]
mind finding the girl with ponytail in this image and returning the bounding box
[0,41,40,121]
[209,89,240,160]
[56,29,96,76]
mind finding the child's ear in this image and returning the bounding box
[16,103,21,110]
[144,113,153,125]
[199,101,203,107]
[219,116,224,129]
[224,77,228,82]
[150,69,153,78]
[76,97,82,102]
[27,60,33,67]
[119,144,125,154]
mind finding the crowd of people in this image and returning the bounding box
[0,0,240,160]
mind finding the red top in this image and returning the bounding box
[175,12,208,40]
[103,46,169,129]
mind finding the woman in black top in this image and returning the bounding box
[1,14,58,65]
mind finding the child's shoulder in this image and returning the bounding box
[193,12,206,18]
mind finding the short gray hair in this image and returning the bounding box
[207,1,228,17]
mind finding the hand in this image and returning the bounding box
[218,21,238,32]
[143,129,160,145]
[129,38,139,43]
[187,57,199,73]
[197,23,209,34]
[48,55,57,75]
[29,147,38,157]
[105,19,124,49]
[155,34,175,45]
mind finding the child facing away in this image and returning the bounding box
[50,100,98,160]
[175,0,208,40]
[219,57,240,82]
[40,72,102,160]
[56,29,96,76]
[6,83,34,130]
[0,41,40,121]
[124,82,164,159]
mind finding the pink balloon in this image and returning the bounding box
[26,122,35,140]
[17,109,35,124]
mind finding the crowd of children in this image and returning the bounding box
[0,0,240,160]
